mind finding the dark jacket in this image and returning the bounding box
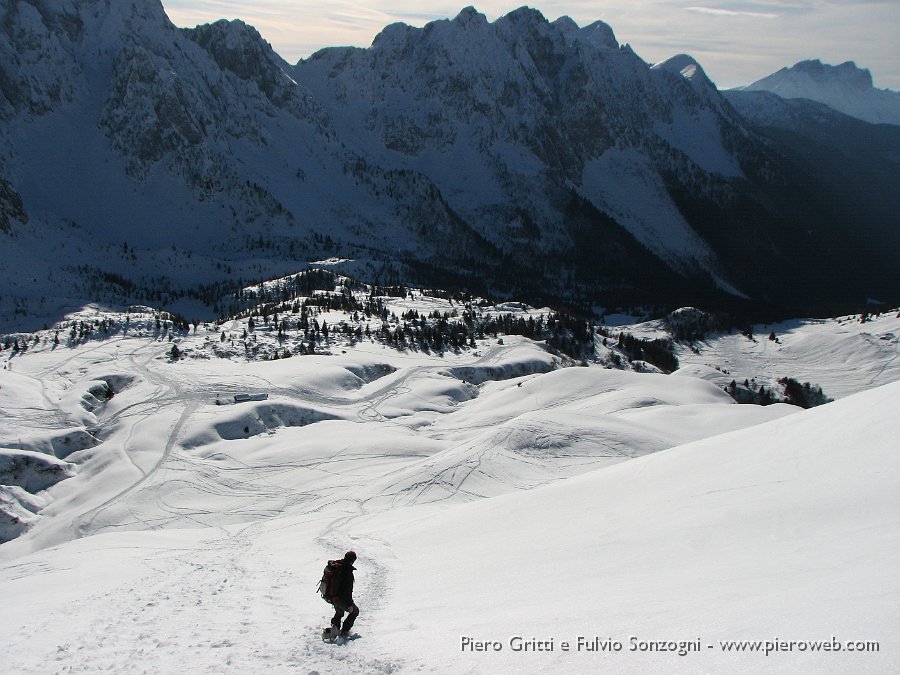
[332,561,355,604]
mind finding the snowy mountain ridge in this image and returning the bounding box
[295,4,744,283]
[742,59,900,125]
[1,1,898,331]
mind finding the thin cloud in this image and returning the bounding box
[686,6,778,19]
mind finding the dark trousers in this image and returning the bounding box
[331,598,360,632]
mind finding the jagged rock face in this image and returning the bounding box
[295,6,749,291]
[0,0,338,229]
[0,176,27,232]
[0,2,897,323]
[189,20,283,84]
[0,0,83,119]
[185,20,330,127]
[298,8,738,179]
[100,44,214,169]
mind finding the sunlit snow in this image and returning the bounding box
[2,296,898,673]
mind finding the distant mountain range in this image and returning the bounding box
[1,1,898,331]
[740,59,900,126]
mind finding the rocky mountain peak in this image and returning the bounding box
[453,6,488,28]
[187,19,280,77]
[744,58,899,125]
[652,54,713,88]
[791,59,873,90]
[575,20,618,50]
[183,17,318,115]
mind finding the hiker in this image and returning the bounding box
[326,551,359,638]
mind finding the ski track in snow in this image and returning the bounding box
[8,525,399,674]
[2,334,533,671]
[2,309,899,673]
[5,334,530,673]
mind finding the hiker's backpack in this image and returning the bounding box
[317,559,343,601]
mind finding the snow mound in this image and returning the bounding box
[443,350,559,385]
[5,428,100,460]
[0,448,75,541]
[369,368,793,506]
[0,449,76,494]
[181,401,342,447]
[342,361,397,385]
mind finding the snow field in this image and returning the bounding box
[1,303,898,673]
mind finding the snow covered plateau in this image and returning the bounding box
[1,283,899,674]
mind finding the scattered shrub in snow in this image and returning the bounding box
[616,333,679,373]
[665,307,716,342]
[725,380,777,405]
[724,377,832,408]
[631,360,664,374]
[778,377,833,409]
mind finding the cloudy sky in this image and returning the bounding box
[160,1,899,90]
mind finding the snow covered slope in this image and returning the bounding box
[365,378,900,673]
[742,59,900,125]
[1,288,898,673]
